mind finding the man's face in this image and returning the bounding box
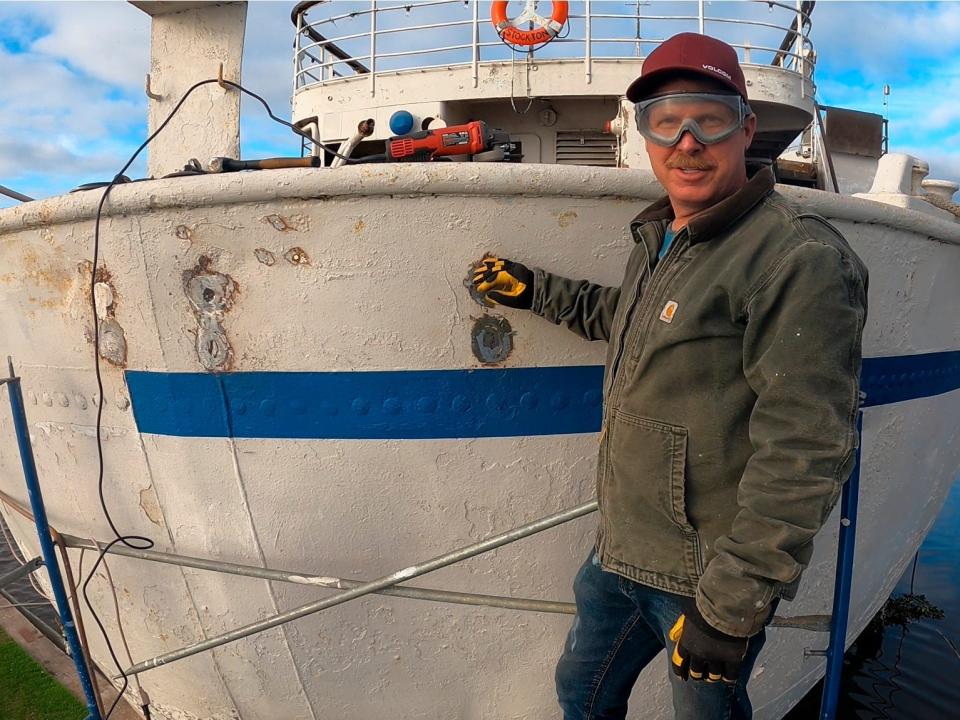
[641,78,757,221]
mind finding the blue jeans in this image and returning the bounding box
[555,552,770,720]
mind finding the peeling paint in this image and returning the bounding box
[99,317,128,367]
[139,485,164,527]
[183,255,238,372]
[471,315,514,365]
[254,248,276,266]
[76,263,127,366]
[283,247,310,266]
[35,422,127,438]
[262,214,292,231]
[465,260,494,308]
[94,282,114,320]
[175,224,192,240]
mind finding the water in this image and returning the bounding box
[2,482,959,718]
[785,478,960,719]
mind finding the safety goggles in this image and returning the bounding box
[634,93,752,146]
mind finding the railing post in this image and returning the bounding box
[795,0,803,74]
[698,0,705,33]
[818,394,866,720]
[1,359,103,720]
[472,0,480,88]
[584,0,592,83]
[293,8,302,91]
[369,0,377,97]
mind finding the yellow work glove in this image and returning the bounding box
[669,605,749,685]
[472,256,533,309]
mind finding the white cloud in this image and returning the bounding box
[812,1,960,82]
[0,2,150,200]
[1,0,958,202]
[30,1,149,88]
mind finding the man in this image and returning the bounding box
[472,33,868,720]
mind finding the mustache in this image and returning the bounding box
[665,154,713,170]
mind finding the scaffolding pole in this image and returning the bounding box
[1,359,104,720]
[0,555,43,590]
[122,500,599,676]
[59,532,829,631]
[61,533,578,616]
[818,398,865,720]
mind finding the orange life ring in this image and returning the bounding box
[491,1,569,47]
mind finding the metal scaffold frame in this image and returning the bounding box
[1,358,105,720]
[1,358,863,720]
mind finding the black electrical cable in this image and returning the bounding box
[85,76,339,719]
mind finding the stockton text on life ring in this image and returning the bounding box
[491,1,569,47]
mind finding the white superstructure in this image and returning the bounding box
[0,3,958,719]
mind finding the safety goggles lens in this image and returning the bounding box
[635,93,749,146]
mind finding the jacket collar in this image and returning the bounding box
[630,165,775,245]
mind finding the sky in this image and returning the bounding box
[1,0,958,209]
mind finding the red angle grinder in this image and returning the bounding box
[385,121,516,162]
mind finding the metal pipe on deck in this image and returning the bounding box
[0,185,34,202]
[122,499,599,676]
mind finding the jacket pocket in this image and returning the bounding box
[598,409,704,581]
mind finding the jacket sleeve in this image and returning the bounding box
[696,238,868,637]
[530,267,621,342]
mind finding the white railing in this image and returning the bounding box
[292,0,814,94]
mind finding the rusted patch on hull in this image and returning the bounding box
[262,214,291,231]
[1,242,73,308]
[283,247,310,265]
[471,315,514,365]
[183,255,238,372]
[261,212,310,232]
[254,248,276,266]
[77,261,127,367]
[98,317,128,367]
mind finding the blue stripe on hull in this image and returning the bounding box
[126,351,960,439]
[126,366,605,439]
[860,350,960,407]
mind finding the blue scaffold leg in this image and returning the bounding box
[819,399,865,720]
[2,359,104,720]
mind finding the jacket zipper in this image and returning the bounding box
[609,225,688,401]
[608,226,657,388]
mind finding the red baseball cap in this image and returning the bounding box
[625,33,748,102]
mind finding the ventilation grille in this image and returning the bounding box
[555,131,617,166]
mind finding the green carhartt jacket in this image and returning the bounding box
[531,167,868,637]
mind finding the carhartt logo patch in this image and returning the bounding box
[659,301,679,323]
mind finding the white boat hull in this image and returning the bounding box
[0,164,958,719]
